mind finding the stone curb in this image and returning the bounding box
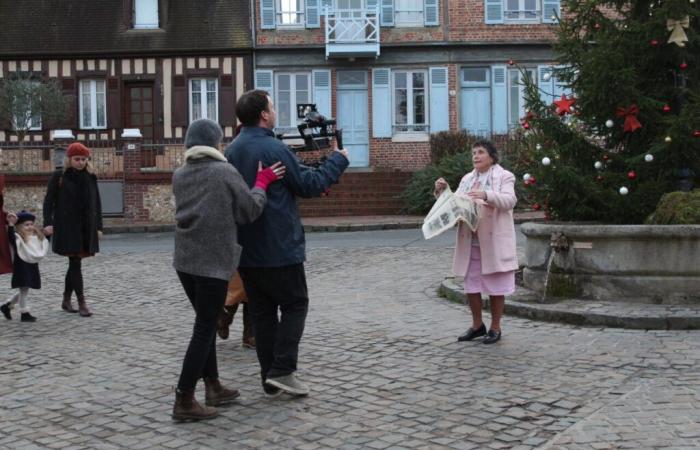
[439,278,700,330]
[102,214,543,235]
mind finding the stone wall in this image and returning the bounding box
[4,186,48,224]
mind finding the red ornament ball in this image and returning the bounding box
[522,122,530,130]
[662,104,671,113]
[627,170,637,180]
[528,176,536,185]
[508,59,515,66]
[596,175,604,182]
[594,23,601,30]
[693,130,700,138]
[680,62,688,70]
[650,39,659,46]
[533,203,541,211]
[603,154,609,161]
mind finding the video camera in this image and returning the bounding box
[276,104,343,152]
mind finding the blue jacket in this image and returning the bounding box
[225,126,349,267]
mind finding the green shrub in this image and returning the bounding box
[429,131,481,164]
[646,189,700,224]
[402,152,473,214]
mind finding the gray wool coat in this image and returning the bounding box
[172,145,267,281]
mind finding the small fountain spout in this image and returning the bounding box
[550,231,569,253]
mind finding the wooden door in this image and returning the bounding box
[124,83,155,166]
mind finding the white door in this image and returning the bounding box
[460,89,491,136]
[337,71,369,167]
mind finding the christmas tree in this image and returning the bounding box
[520,0,699,224]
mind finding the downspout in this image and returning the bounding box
[251,0,257,79]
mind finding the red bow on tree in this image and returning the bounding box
[615,105,642,133]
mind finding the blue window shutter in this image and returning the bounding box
[491,65,507,134]
[372,68,391,138]
[429,67,449,133]
[542,0,560,23]
[366,0,378,10]
[424,0,439,26]
[484,0,503,24]
[255,70,274,102]
[537,65,554,105]
[312,70,331,117]
[306,0,320,28]
[261,0,275,29]
[381,0,394,27]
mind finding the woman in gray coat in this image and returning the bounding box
[171,119,284,421]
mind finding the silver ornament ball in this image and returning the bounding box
[619,186,629,195]
[644,154,654,162]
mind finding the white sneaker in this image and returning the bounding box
[265,374,309,396]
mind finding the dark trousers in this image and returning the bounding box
[239,263,308,380]
[176,271,228,391]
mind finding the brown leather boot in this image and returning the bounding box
[61,293,78,313]
[216,305,238,340]
[172,389,218,421]
[77,295,92,317]
[203,378,240,406]
[242,305,256,349]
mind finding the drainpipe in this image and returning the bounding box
[251,0,257,77]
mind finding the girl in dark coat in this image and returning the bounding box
[42,142,103,317]
[0,211,49,322]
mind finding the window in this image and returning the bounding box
[189,79,219,122]
[13,81,42,131]
[274,72,311,129]
[393,70,428,133]
[134,0,159,28]
[79,79,107,129]
[277,0,304,26]
[505,0,537,20]
[507,68,535,128]
[395,0,423,27]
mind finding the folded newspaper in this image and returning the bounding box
[421,187,481,239]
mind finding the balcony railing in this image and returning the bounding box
[325,7,380,58]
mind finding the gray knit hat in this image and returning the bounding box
[184,119,223,149]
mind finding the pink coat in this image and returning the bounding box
[452,164,518,277]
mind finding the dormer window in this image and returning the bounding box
[134,0,159,29]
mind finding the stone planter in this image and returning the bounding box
[521,223,700,304]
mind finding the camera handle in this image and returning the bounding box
[335,129,343,151]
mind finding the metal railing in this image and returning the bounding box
[325,7,380,44]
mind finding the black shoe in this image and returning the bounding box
[20,312,37,322]
[457,324,486,342]
[482,329,502,344]
[1,303,11,320]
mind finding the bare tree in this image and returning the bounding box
[0,73,67,144]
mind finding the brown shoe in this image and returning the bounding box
[172,389,218,421]
[77,295,92,317]
[203,378,240,406]
[217,305,237,340]
[242,336,256,349]
[61,293,78,313]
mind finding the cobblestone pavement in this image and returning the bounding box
[1,245,699,450]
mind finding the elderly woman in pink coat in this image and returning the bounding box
[434,140,518,344]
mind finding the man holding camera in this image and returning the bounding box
[225,90,349,396]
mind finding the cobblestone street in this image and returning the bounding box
[1,240,699,450]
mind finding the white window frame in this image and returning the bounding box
[276,0,305,27]
[504,0,540,23]
[392,69,429,135]
[274,72,311,131]
[189,78,219,123]
[394,0,424,27]
[507,67,536,129]
[133,0,160,29]
[79,79,107,130]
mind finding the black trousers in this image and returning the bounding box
[176,271,228,391]
[239,263,309,380]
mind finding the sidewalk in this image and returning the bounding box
[102,210,545,234]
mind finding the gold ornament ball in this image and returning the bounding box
[664,136,672,143]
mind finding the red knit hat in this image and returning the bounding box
[66,142,91,158]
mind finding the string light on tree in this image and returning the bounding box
[542,157,551,166]
[645,154,654,162]
[665,136,673,143]
[619,187,629,195]
[594,161,603,169]
[605,119,614,128]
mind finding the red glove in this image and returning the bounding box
[254,167,278,191]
